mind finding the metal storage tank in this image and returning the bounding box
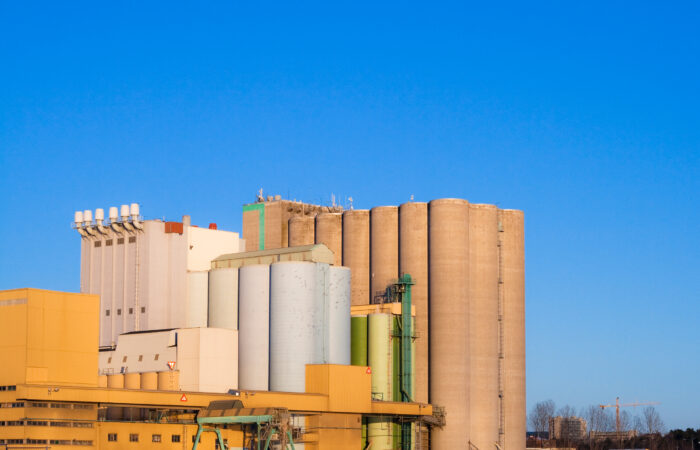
[289,216,315,247]
[342,210,370,306]
[368,313,392,401]
[208,267,239,330]
[351,316,368,366]
[327,266,351,365]
[428,198,470,449]
[157,370,180,391]
[107,374,124,389]
[368,313,393,450]
[468,204,500,450]
[398,201,429,403]
[187,271,209,328]
[367,418,393,450]
[270,261,325,393]
[500,209,526,450]
[315,213,343,266]
[141,372,158,390]
[238,264,270,391]
[124,372,141,389]
[370,206,399,302]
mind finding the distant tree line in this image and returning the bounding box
[528,400,698,450]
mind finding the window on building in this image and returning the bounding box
[141,306,146,313]
[128,308,133,314]
[106,310,110,316]
[117,309,122,315]
[154,354,159,361]
[106,239,113,246]
[129,236,136,243]
[94,241,101,247]
[122,356,127,363]
[138,355,143,362]
[117,237,124,244]
[129,434,139,442]
[107,434,117,442]
[171,435,181,443]
[152,434,161,443]
[107,357,112,363]
[192,436,200,443]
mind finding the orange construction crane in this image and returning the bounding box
[599,397,660,435]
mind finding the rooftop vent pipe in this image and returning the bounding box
[74,211,87,237]
[95,208,109,235]
[109,207,124,234]
[130,203,143,230]
[83,210,97,236]
[120,205,134,232]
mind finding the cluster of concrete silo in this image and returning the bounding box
[209,260,352,393]
[279,198,526,450]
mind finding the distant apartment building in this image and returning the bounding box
[550,416,588,440]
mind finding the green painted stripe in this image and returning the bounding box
[243,203,265,250]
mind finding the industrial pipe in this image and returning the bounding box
[109,207,124,234]
[83,210,97,236]
[74,211,88,237]
[95,208,110,235]
[120,205,135,232]
[130,203,143,230]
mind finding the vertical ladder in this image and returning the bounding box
[497,221,505,448]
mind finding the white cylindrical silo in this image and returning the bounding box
[208,268,239,330]
[327,266,351,365]
[270,261,324,393]
[187,271,209,328]
[238,264,270,391]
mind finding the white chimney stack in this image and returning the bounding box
[74,211,84,227]
[83,210,93,224]
[120,205,130,221]
[109,207,118,222]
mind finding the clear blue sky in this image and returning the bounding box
[1,1,698,430]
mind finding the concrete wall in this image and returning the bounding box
[0,288,99,387]
[80,219,240,346]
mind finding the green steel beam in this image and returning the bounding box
[243,203,266,250]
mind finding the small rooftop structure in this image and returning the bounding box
[212,243,335,269]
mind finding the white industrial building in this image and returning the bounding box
[75,204,243,347]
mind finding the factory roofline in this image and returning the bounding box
[212,243,335,268]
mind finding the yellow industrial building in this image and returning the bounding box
[0,288,432,449]
[1,196,525,450]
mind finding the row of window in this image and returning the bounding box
[108,433,180,443]
[0,439,93,446]
[105,306,147,317]
[106,434,227,446]
[26,401,94,410]
[106,353,160,364]
[0,402,24,408]
[0,385,16,391]
[94,236,136,247]
[0,420,93,428]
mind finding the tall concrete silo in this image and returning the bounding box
[500,209,526,450]
[398,201,429,403]
[269,261,324,393]
[370,206,399,302]
[238,264,270,391]
[208,267,238,330]
[289,216,315,247]
[315,213,343,266]
[468,204,500,450]
[343,210,370,306]
[428,198,470,449]
[327,266,351,365]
